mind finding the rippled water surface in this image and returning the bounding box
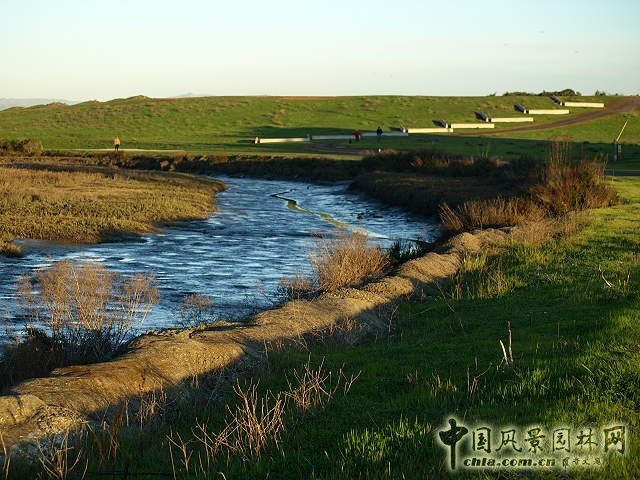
[1,176,438,340]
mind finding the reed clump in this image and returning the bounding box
[439,197,546,232]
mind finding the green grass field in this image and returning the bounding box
[1,95,638,165]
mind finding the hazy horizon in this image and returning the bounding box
[3,0,639,101]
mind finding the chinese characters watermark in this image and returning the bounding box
[437,417,628,471]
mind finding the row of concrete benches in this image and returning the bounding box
[253,96,605,144]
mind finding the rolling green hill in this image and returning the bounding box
[0,95,638,162]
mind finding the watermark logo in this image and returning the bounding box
[436,417,627,472]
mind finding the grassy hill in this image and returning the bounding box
[1,95,638,163]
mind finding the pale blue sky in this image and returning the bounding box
[2,0,639,100]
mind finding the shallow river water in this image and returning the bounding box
[0,176,439,341]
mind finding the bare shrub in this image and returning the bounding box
[213,382,287,461]
[277,274,313,301]
[176,293,215,327]
[284,359,359,413]
[0,138,43,156]
[13,260,158,367]
[530,136,619,214]
[309,231,389,292]
[184,360,360,473]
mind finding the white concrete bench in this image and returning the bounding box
[490,117,534,123]
[449,123,495,129]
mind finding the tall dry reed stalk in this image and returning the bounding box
[37,431,88,480]
[170,361,360,476]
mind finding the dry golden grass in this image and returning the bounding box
[0,159,224,253]
[439,155,618,234]
[531,160,619,214]
[439,197,546,232]
[510,213,582,245]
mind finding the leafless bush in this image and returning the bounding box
[276,274,313,301]
[0,138,43,156]
[14,259,158,366]
[309,231,389,292]
[210,382,287,461]
[284,359,359,413]
[532,159,618,214]
[181,361,360,473]
[176,293,215,327]
[527,136,619,214]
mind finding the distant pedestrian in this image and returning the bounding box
[353,130,361,142]
[114,136,120,152]
[376,126,383,140]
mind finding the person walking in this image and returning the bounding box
[114,136,120,152]
[376,126,383,141]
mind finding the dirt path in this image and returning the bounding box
[459,96,640,136]
[75,148,187,153]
